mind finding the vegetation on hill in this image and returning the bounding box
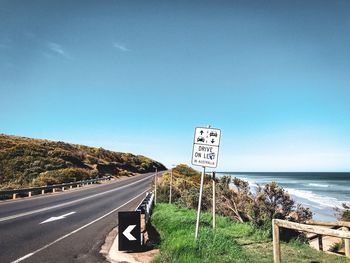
[156,164,312,236]
[0,134,166,189]
[151,204,343,263]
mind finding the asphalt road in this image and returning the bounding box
[0,172,161,263]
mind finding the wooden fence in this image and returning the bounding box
[272,219,350,263]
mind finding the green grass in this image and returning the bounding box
[151,204,345,263]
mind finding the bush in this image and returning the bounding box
[32,168,92,186]
[329,241,344,253]
[155,165,313,241]
[336,203,350,221]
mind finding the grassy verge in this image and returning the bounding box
[151,204,344,263]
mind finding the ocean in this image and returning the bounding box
[217,172,350,221]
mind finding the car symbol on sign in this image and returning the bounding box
[208,153,216,160]
[209,131,217,137]
[197,136,205,143]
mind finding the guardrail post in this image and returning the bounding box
[272,219,281,263]
[13,193,17,200]
[318,235,323,251]
[28,191,32,197]
[53,188,56,193]
[41,189,45,195]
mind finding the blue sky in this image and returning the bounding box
[1,0,350,171]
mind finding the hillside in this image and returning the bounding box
[0,134,166,189]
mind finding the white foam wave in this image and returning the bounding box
[285,188,345,209]
[229,175,349,211]
[242,179,259,188]
[308,183,329,188]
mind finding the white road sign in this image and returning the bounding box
[192,127,221,168]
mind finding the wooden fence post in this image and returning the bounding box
[318,235,323,251]
[342,227,350,261]
[272,219,281,263]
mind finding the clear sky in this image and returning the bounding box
[1,0,350,172]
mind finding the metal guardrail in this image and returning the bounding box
[118,192,155,251]
[136,192,154,226]
[0,176,112,200]
[135,192,154,246]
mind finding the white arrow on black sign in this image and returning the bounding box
[40,212,76,224]
[122,225,136,241]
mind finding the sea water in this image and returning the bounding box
[218,172,350,221]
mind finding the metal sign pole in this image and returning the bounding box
[195,166,205,240]
[212,171,216,229]
[169,167,173,204]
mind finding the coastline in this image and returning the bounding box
[218,172,350,221]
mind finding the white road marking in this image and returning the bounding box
[122,225,136,241]
[11,188,150,263]
[40,211,76,224]
[0,174,153,223]
[11,253,34,263]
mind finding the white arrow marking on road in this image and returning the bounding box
[40,211,76,224]
[123,225,136,241]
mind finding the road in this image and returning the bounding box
[0,172,161,263]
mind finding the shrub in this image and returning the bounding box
[335,203,350,222]
[156,165,313,240]
[32,168,93,186]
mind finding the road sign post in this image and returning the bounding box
[212,171,216,229]
[169,167,173,204]
[192,126,221,240]
[118,211,141,251]
[195,166,205,240]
